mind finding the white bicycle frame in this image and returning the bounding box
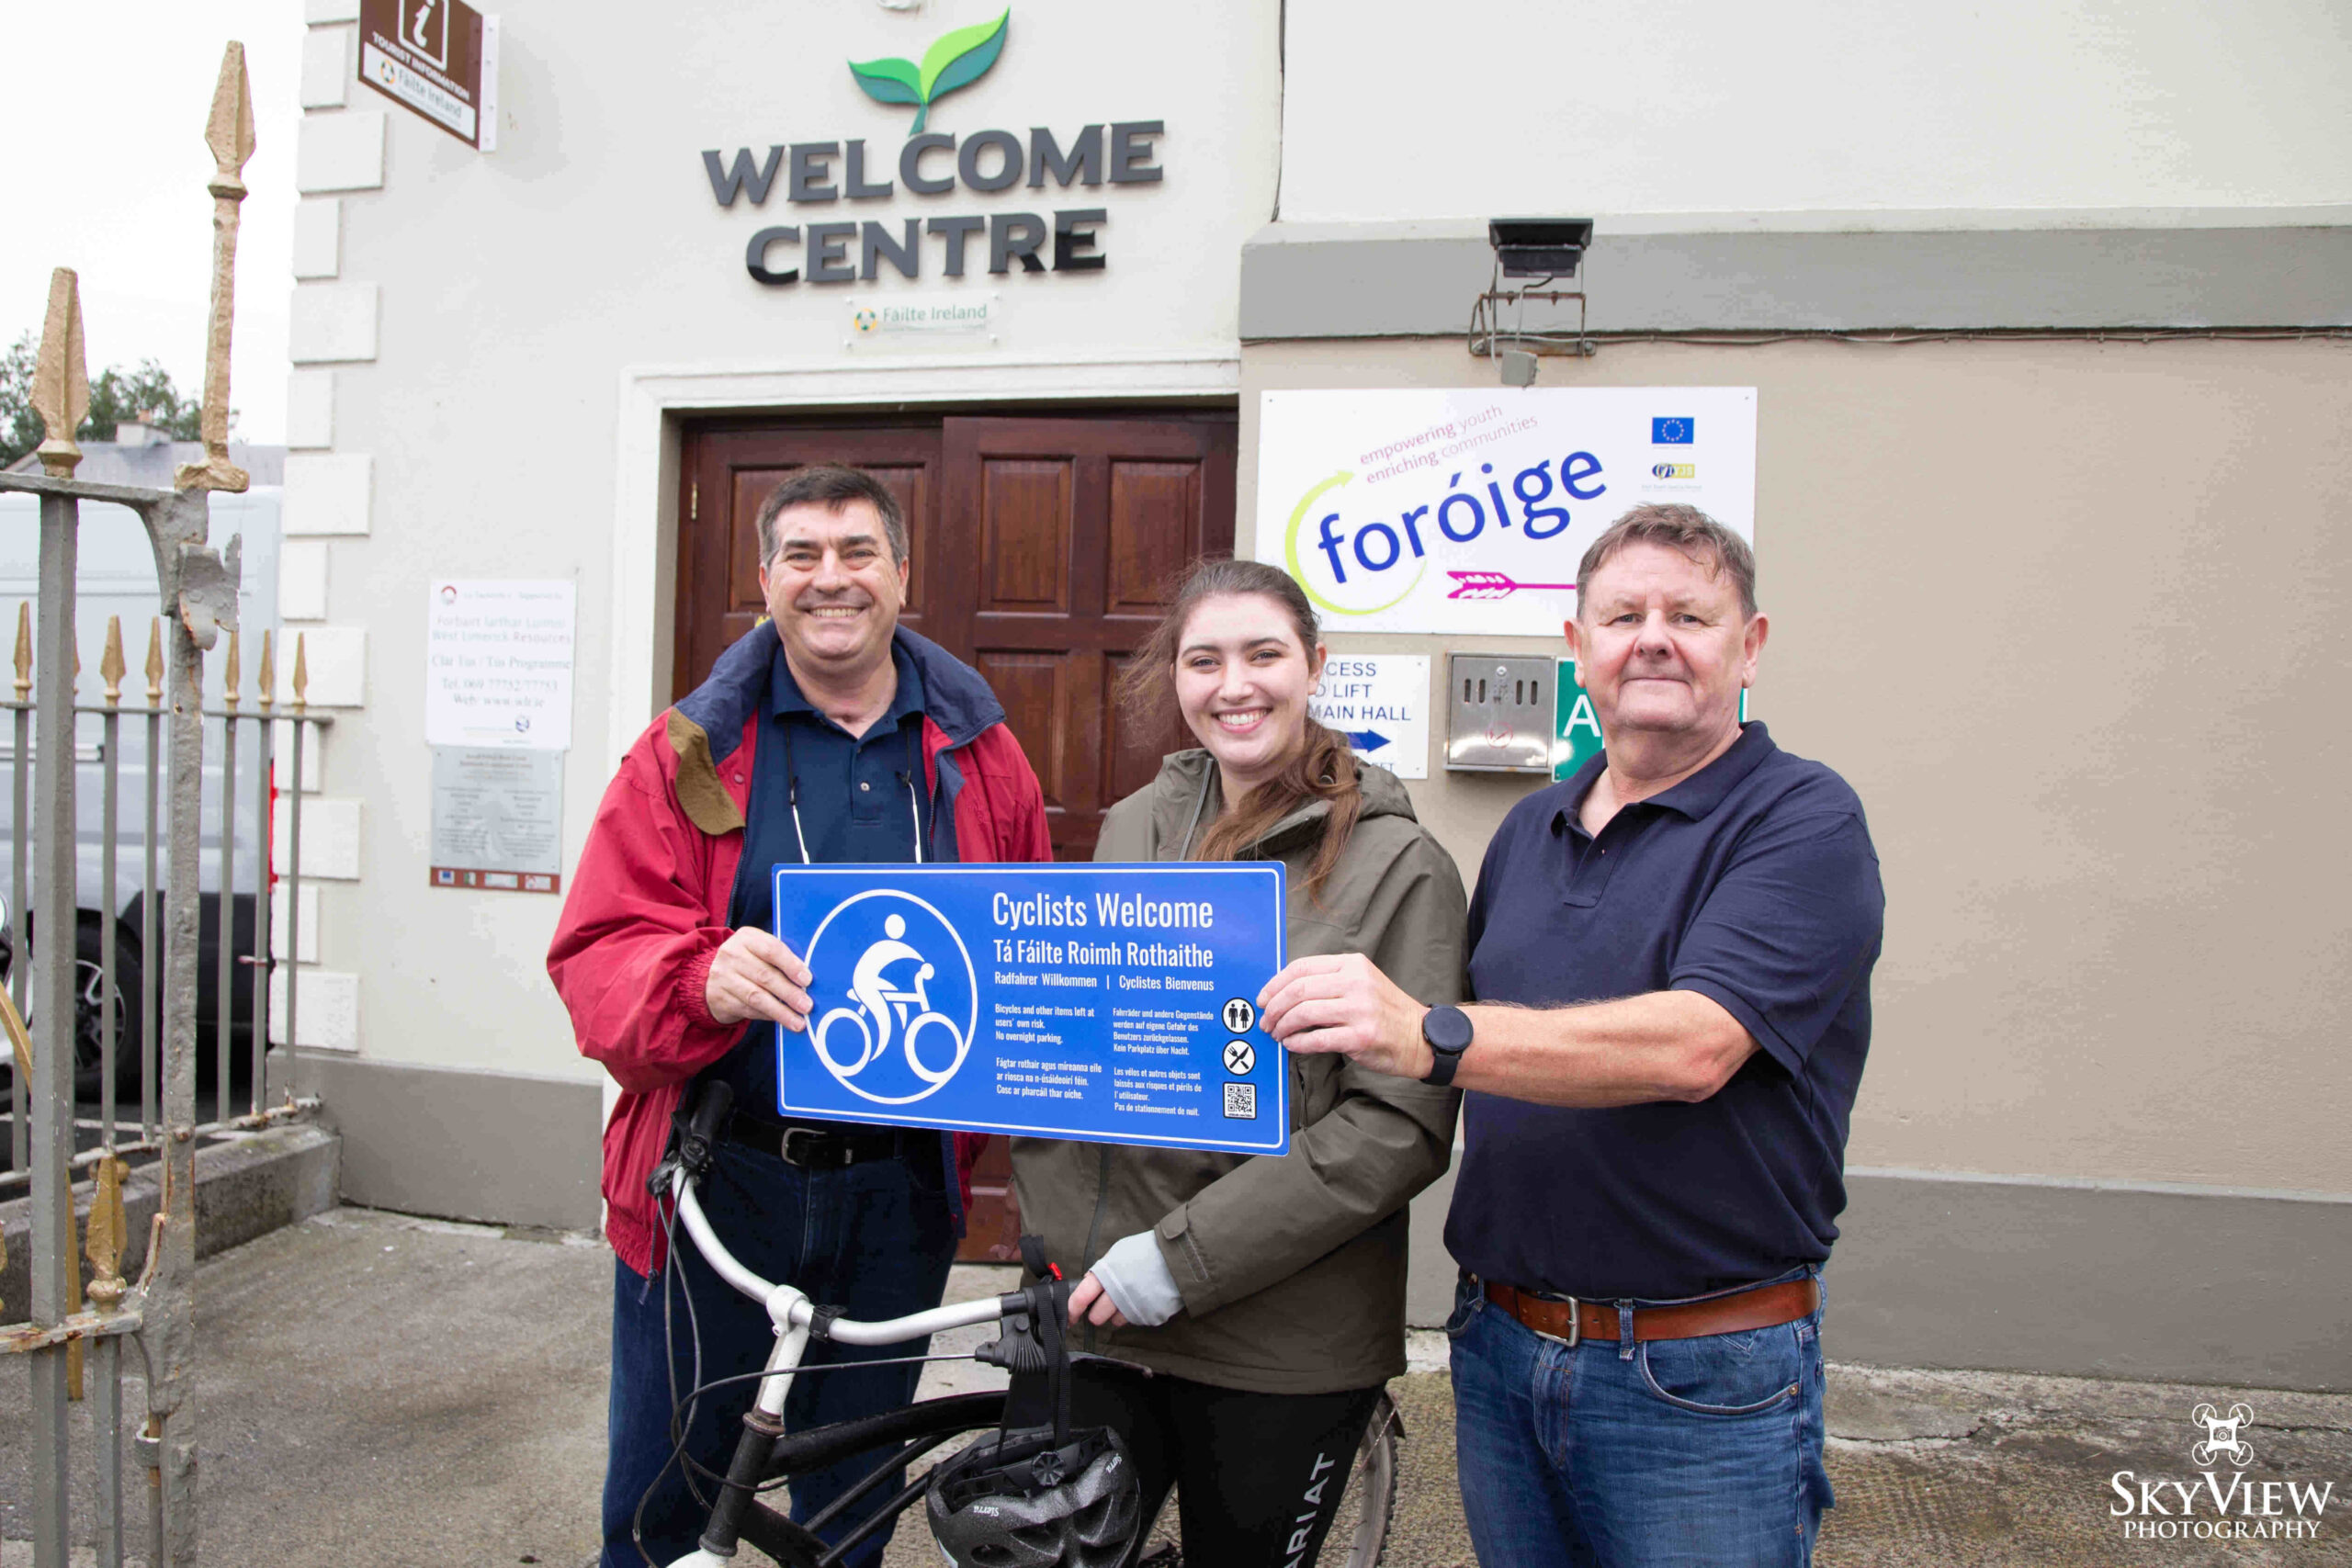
[661,1167,1012,1568]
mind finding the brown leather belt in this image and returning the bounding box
[1483,1277,1818,1346]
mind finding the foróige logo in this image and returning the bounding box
[848,9,1011,136]
[801,889,978,1104]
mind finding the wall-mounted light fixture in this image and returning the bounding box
[1471,218,1597,384]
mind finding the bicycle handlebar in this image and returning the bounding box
[670,1168,1022,1344]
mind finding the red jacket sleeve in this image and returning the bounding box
[548,731,743,1094]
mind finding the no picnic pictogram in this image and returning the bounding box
[1222,997,1257,1033]
[1223,1040,1256,1076]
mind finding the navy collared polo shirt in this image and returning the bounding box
[1445,723,1884,1301]
[705,639,933,1122]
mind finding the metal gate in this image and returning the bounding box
[0,42,304,1566]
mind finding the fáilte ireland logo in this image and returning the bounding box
[848,9,1011,136]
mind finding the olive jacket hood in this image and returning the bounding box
[1012,749,1468,1393]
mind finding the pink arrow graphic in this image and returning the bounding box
[1445,570,1577,601]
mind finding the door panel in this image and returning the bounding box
[943,415,1236,861]
[1107,461,1200,615]
[978,459,1075,613]
[974,649,1070,811]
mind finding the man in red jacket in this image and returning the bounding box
[549,465,1051,1568]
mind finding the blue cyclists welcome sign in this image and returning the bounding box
[772,863,1290,1155]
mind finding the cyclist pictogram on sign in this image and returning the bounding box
[800,889,978,1105]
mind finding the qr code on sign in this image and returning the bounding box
[1223,1082,1257,1120]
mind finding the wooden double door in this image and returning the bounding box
[676,412,1238,862]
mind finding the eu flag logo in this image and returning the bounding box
[1651,417,1695,445]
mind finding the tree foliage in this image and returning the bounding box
[0,333,213,468]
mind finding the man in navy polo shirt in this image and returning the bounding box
[1261,503,1883,1567]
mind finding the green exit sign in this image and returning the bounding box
[1553,660,1747,783]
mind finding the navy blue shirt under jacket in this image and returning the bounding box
[1444,722,1885,1302]
[707,639,933,1124]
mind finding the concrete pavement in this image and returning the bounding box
[2,1208,2346,1565]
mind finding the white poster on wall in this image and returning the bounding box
[424,580,577,750]
[1308,655,1430,780]
[1254,389,1758,637]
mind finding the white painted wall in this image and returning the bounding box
[1280,0,2352,221]
[299,0,1281,1079]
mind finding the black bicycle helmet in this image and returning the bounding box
[926,1425,1140,1568]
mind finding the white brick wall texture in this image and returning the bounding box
[272,626,368,708]
[285,368,334,449]
[284,452,373,535]
[288,283,379,364]
[292,199,341,279]
[272,719,326,793]
[271,884,322,964]
[269,967,358,1052]
[296,111,385,194]
[273,796,363,880]
[279,540,330,621]
[300,27,352,108]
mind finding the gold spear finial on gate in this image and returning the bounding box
[85,1155,130,1312]
[257,628,276,716]
[32,269,89,479]
[100,616,126,709]
[175,41,256,495]
[145,617,164,708]
[13,604,30,702]
[222,627,241,714]
[293,632,310,712]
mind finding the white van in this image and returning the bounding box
[0,434,281,1097]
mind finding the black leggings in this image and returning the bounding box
[1008,1361,1383,1567]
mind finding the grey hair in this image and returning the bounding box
[1576,503,1758,619]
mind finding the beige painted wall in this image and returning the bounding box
[1241,337,2352,1194]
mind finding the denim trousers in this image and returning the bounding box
[601,1138,956,1568]
[1447,1270,1834,1568]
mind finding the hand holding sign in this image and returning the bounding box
[706,928,815,1031]
[1258,951,1433,1081]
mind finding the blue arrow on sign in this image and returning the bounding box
[1344,729,1390,752]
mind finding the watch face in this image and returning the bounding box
[1425,1005,1473,1052]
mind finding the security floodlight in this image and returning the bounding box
[1487,219,1595,279]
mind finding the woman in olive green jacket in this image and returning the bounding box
[1010,558,1466,1566]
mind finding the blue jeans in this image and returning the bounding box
[602,1139,956,1568]
[1447,1271,1833,1568]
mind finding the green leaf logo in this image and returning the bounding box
[848,9,1011,136]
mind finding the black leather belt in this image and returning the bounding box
[724,1109,908,1169]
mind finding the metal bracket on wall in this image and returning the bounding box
[1469,260,1595,369]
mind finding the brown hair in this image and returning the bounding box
[753,464,910,567]
[1576,503,1758,619]
[1115,558,1364,902]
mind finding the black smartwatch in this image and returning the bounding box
[1419,1005,1474,1087]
